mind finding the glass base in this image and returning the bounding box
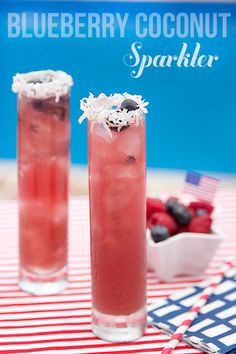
[19,267,67,296]
[92,306,146,342]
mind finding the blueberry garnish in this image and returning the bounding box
[195,208,208,217]
[151,225,170,243]
[121,99,139,112]
[171,204,191,226]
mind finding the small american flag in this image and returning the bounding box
[183,171,220,202]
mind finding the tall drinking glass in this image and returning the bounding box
[12,70,73,295]
[80,93,148,342]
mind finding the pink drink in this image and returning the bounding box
[13,71,72,295]
[82,93,147,342]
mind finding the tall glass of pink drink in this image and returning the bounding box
[12,70,73,295]
[80,93,148,342]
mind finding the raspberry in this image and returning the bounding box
[146,198,166,221]
[188,201,214,214]
[148,212,178,235]
[187,215,212,234]
[188,207,195,219]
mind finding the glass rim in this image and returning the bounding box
[12,70,73,101]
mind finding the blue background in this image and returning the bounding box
[0,1,236,172]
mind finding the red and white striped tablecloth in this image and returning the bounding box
[0,191,235,354]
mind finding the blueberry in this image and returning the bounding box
[33,99,66,121]
[33,99,44,111]
[126,155,136,164]
[196,208,208,217]
[151,225,170,243]
[121,99,139,112]
[28,79,43,84]
[56,106,66,121]
[30,124,38,134]
[166,198,179,214]
[171,204,191,226]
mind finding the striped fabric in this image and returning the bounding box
[0,191,235,354]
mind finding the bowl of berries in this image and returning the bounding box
[146,197,223,281]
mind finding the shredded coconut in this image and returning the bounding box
[78,92,149,136]
[12,70,73,102]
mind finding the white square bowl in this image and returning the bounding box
[147,228,223,281]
